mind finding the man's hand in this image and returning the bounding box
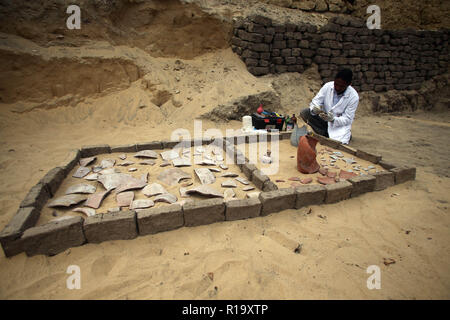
[311,105,322,115]
[319,111,335,122]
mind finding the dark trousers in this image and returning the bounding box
[300,108,329,138]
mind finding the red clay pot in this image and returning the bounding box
[297,135,320,174]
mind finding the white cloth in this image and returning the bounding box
[309,81,359,144]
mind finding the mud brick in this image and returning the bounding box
[356,149,382,164]
[0,207,40,257]
[262,180,278,192]
[22,216,85,257]
[251,15,272,27]
[39,167,66,197]
[110,144,137,153]
[317,48,332,56]
[315,135,341,149]
[348,175,376,197]
[272,57,284,65]
[295,185,326,209]
[252,43,269,52]
[242,163,257,180]
[84,210,137,243]
[273,40,287,49]
[292,48,301,56]
[237,29,252,42]
[20,183,50,211]
[378,160,397,170]
[137,141,163,150]
[338,144,357,155]
[373,171,395,191]
[287,39,298,48]
[285,57,297,65]
[325,181,353,204]
[252,170,269,190]
[80,144,111,157]
[275,65,288,73]
[245,58,258,66]
[183,198,225,227]
[259,188,296,216]
[225,198,262,221]
[390,166,416,184]
[59,149,80,175]
[137,204,183,235]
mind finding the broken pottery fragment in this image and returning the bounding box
[209,168,221,172]
[128,168,137,172]
[97,173,134,190]
[243,186,255,191]
[221,179,237,188]
[115,179,147,194]
[339,170,358,180]
[65,183,96,195]
[142,183,168,197]
[139,159,156,166]
[160,161,171,167]
[130,199,155,210]
[119,154,127,160]
[224,189,236,200]
[200,159,216,166]
[185,185,223,198]
[84,173,99,181]
[219,164,228,170]
[319,168,328,176]
[221,172,239,178]
[317,177,336,185]
[100,159,115,168]
[344,158,356,164]
[181,181,193,187]
[160,150,179,161]
[72,207,96,217]
[300,178,313,184]
[179,187,189,198]
[118,161,134,166]
[116,191,134,207]
[235,177,250,185]
[327,171,337,178]
[154,193,178,204]
[275,179,285,183]
[157,168,191,186]
[99,168,121,175]
[92,166,103,173]
[73,166,91,178]
[85,189,112,209]
[194,168,216,185]
[288,177,301,181]
[134,150,158,159]
[172,157,191,167]
[79,156,96,167]
[140,173,148,183]
[48,194,88,208]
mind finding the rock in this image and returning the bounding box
[116,191,134,207]
[139,159,156,166]
[118,161,135,166]
[119,154,127,160]
[100,159,115,168]
[115,179,147,194]
[157,168,191,186]
[243,186,255,191]
[221,179,237,188]
[65,183,96,195]
[221,172,239,178]
[195,168,216,185]
[300,178,313,184]
[142,183,168,197]
[317,177,336,185]
[72,207,96,217]
[339,170,358,180]
[79,156,96,167]
[130,199,155,210]
[134,150,158,159]
[185,185,223,198]
[48,194,88,208]
[235,177,250,185]
[154,193,178,204]
[172,157,191,167]
[85,189,112,209]
[84,173,99,181]
[219,164,228,170]
[224,189,236,200]
[160,150,179,161]
[72,166,91,178]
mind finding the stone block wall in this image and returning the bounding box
[231,15,449,92]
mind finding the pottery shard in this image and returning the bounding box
[72,207,96,217]
[99,168,121,175]
[118,161,134,166]
[85,189,112,209]
[160,150,179,161]
[172,157,191,167]
[221,172,239,178]
[48,194,88,208]
[235,177,250,185]
[194,168,216,185]
[219,164,228,170]
[200,159,216,166]
[139,159,156,166]
[224,189,236,199]
[317,176,336,185]
[142,183,168,197]
[339,170,358,180]
[128,168,137,172]
[327,171,337,178]
[221,179,237,188]
[73,166,91,178]
[79,156,96,167]
[119,154,127,160]
[154,193,178,204]
[181,181,193,187]
[101,159,115,168]
[209,168,221,172]
[140,173,148,183]
[130,199,154,210]
[65,183,96,195]
[243,186,255,191]
[300,178,313,184]
[84,173,99,181]
[116,191,134,207]
[115,179,147,194]
[97,173,134,190]
[288,177,301,181]
[157,168,191,186]
[134,150,158,159]
[160,161,170,167]
[319,168,328,176]
[185,185,224,198]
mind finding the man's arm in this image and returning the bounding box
[332,96,359,127]
[308,84,328,114]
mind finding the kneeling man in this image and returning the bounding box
[300,68,359,145]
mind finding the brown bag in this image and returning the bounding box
[297,135,320,174]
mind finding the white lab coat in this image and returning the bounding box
[309,81,359,144]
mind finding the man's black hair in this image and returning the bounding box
[335,68,353,84]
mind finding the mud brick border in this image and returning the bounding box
[325,181,353,204]
[183,198,225,227]
[80,144,111,157]
[84,210,137,243]
[348,175,376,197]
[1,131,418,258]
[259,188,296,216]
[390,166,416,184]
[295,184,326,209]
[21,216,85,257]
[110,144,137,153]
[225,198,262,221]
[137,204,184,235]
